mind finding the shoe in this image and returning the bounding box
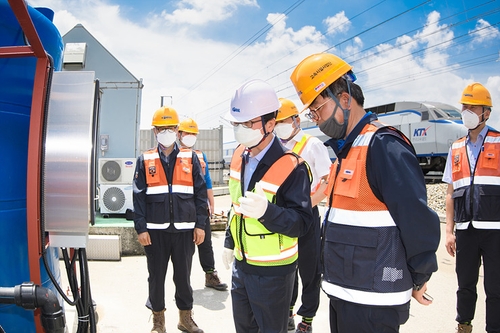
[150,309,166,333]
[296,322,312,333]
[457,323,472,333]
[178,309,204,333]
[288,315,295,331]
[205,271,228,291]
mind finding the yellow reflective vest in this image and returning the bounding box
[228,145,302,266]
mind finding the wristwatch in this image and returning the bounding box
[413,283,423,291]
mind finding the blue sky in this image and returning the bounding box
[29,0,500,133]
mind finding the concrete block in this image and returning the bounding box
[86,235,121,261]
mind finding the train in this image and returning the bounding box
[223,101,470,174]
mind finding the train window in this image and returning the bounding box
[441,109,462,119]
[421,111,429,121]
[433,109,445,118]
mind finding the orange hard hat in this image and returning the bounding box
[290,53,352,110]
[151,106,179,127]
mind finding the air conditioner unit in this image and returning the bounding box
[99,158,136,184]
[99,184,133,214]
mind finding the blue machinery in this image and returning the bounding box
[0,0,98,332]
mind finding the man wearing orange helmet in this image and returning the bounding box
[178,118,228,292]
[442,83,499,333]
[133,107,207,333]
[275,97,331,333]
[290,53,440,332]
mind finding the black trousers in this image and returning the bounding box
[456,227,500,333]
[290,206,321,318]
[232,264,295,333]
[144,230,195,311]
[329,296,409,333]
[197,218,215,272]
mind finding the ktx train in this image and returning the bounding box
[223,101,469,174]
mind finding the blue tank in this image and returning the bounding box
[0,1,63,331]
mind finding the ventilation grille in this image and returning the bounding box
[102,186,126,212]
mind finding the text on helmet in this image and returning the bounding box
[310,61,332,80]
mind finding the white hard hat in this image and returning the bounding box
[225,79,281,122]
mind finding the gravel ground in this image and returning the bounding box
[426,183,448,218]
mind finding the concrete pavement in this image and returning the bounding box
[61,194,487,333]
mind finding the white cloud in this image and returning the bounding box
[469,19,500,44]
[24,0,500,133]
[485,76,500,130]
[160,0,258,25]
[323,11,351,36]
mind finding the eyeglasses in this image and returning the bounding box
[230,119,261,129]
[156,126,177,133]
[305,98,331,121]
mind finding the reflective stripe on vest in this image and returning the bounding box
[324,122,412,305]
[228,145,301,266]
[322,281,413,306]
[146,222,196,229]
[451,131,500,230]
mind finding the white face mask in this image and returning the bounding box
[461,109,482,130]
[156,130,177,147]
[181,134,197,148]
[274,122,295,140]
[234,125,263,148]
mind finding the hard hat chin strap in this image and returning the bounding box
[325,87,350,137]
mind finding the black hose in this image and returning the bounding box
[0,282,65,333]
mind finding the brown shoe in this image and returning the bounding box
[205,271,228,291]
[457,323,472,333]
[151,309,166,333]
[178,309,203,333]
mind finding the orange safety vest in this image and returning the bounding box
[450,130,500,229]
[143,147,196,230]
[228,145,302,266]
[322,122,413,306]
[194,150,206,176]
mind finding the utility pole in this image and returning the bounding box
[160,95,173,107]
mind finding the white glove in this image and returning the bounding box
[238,182,268,219]
[222,248,234,270]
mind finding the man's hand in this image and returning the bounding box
[412,282,433,305]
[193,227,205,245]
[238,182,268,219]
[222,248,234,270]
[445,232,456,257]
[137,232,151,246]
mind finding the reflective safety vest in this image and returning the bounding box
[228,145,301,267]
[290,133,312,156]
[290,133,318,194]
[322,122,413,306]
[194,150,206,176]
[450,130,500,230]
[143,147,196,230]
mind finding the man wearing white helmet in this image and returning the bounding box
[222,79,313,333]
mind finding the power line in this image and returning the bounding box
[177,0,306,103]
[197,1,500,126]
